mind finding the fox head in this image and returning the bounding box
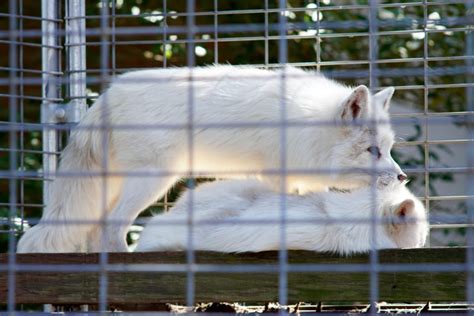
[328,85,406,189]
[382,184,428,248]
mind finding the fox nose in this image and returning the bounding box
[397,173,407,182]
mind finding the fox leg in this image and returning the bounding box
[96,170,178,252]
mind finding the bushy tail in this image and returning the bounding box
[17,97,122,253]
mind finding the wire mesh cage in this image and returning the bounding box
[0,0,473,313]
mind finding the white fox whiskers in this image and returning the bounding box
[18,66,406,253]
[136,180,428,255]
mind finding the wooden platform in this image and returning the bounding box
[0,247,470,305]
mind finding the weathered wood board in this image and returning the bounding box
[0,248,470,304]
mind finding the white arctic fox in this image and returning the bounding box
[18,66,406,253]
[136,179,428,254]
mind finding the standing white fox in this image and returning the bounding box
[136,179,428,254]
[18,66,406,253]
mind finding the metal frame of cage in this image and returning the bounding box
[2,0,474,313]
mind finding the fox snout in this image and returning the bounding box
[389,156,407,183]
[375,156,407,186]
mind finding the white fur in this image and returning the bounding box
[17,65,404,253]
[136,180,428,255]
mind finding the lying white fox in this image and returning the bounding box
[18,66,406,253]
[136,179,427,254]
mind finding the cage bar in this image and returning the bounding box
[40,0,61,202]
[65,0,87,122]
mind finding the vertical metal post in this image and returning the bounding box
[422,0,431,249]
[186,0,196,307]
[41,1,61,312]
[66,1,88,310]
[8,0,18,313]
[213,0,218,64]
[42,0,87,310]
[368,1,379,90]
[315,0,321,73]
[66,0,87,121]
[368,0,379,312]
[41,0,61,201]
[99,0,110,311]
[277,0,288,307]
[465,0,474,308]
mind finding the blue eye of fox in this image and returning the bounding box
[367,146,381,159]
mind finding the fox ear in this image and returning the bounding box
[374,87,395,111]
[341,85,369,121]
[395,199,415,220]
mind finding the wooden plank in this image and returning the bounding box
[0,248,469,304]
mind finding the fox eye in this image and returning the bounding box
[367,146,381,159]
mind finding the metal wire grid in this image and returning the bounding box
[0,0,473,313]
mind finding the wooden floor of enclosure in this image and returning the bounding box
[0,247,471,309]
